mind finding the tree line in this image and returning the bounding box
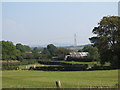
[1,41,70,61]
[1,40,100,61]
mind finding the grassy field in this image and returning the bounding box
[2,70,118,88]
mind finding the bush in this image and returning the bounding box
[38,60,72,65]
[88,64,112,70]
[2,63,19,70]
[32,60,88,71]
[30,64,88,71]
[67,57,93,62]
[2,59,38,70]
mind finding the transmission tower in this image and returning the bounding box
[74,33,77,46]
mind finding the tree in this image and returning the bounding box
[2,41,20,60]
[89,16,120,68]
[16,43,32,59]
[32,47,41,59]
[41,48,52,59]
[32,47,40,54]
[78,49,83,52]
[16,43,31,53]
[82,45,100,61]
[56,47,70,60]
[47,44,57,56]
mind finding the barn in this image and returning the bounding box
[64,52,89,60]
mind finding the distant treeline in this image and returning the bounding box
[1,41,71,61]
[1,40,101,61]
[2,59,37,70]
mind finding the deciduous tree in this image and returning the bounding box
[89,16,120,68]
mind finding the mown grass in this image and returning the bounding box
[2,70,118,88]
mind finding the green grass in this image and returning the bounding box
[2,70,118,88]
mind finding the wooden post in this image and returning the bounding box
[34,65,36,68]
[26,66,28,69]
[56,80,61,88]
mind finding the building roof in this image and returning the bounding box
[69,52,89,55]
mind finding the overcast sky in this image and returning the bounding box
[2,2,118,46]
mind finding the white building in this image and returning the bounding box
[64,52,89,60]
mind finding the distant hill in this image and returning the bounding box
[62,44,92,50]
[30,44,92,50]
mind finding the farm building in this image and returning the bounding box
[64,52,89,60]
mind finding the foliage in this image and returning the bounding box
[2,40,71,61]
[56,47,70,60]
[41,48,52,59]
[40,44,70,60]
[32,47,40,54]
[47,44,57,56]
[2,41,20,60]
[82,45,100,61]
[16,43,34,59]
[67,57,93,62]
[2,41,42,60]
[32,64,88,71]
[89,16,120,68]
[78,49,83,52]
[16,43,31,52]
[2,59,37,70]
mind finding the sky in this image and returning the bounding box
[2,2,118,46]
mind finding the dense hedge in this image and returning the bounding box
[2,63,18,70]
[2,59,37,70]
[32,60,89,71]
[38,60,72,65]
[30,64,88,71]
[66,57,93,62]
[33,60,114,71]
[88,64,112,70]
[30,64,115,71]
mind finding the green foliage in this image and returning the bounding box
[47,44,57,56]
[2,59,37,70]
[41,48,52,59]
[56,47,70,60]
[110,55,119,68]
[16,43,31,52]
[89,16,120,68]
[41,44,70,60]
[82,46,100,61]
[2,41,20,60]
[33,64,88,71]
[78,49,83,52]
[2,40,71,61]
[32,47,40,54]
[32,47,41,59]
[2,62,19,70]
[20,59,37,65]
